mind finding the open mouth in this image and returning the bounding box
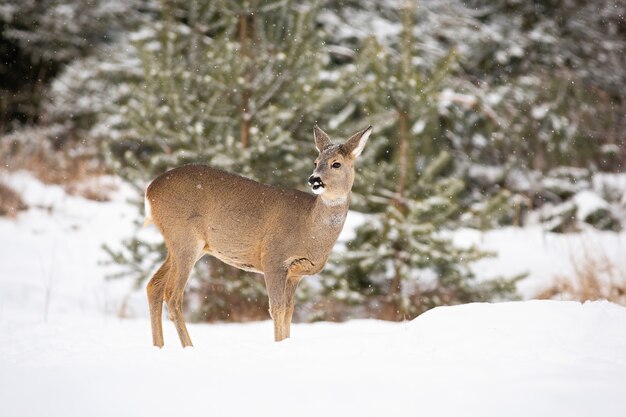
[310,179,325,194]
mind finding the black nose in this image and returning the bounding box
[308,175,320,185]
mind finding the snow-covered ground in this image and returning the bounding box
[2,301,625,417]
[454,226,626,298]
[2,171,626,416]
[0,171,139,324]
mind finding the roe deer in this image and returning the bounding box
[144,125,372,346]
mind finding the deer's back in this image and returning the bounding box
[146,165,315,270]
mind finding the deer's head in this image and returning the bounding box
[308,125,372,202]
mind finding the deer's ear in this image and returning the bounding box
[343,126,372,158]
[314,125,332,152]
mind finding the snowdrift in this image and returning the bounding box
[1,300,625,417]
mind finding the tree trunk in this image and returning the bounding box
[382,263,404,320]
[384,110,411,320]
[239,14,252,149]
[393,109,409,210]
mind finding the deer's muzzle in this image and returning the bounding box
[308,176,325,194]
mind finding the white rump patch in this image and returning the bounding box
[143,194,153,227]
[144,195,152,218]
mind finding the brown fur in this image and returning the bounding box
[145,126,372,346]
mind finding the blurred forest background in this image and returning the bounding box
[1,0,625,322]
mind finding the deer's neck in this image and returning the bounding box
[310,194,350,233]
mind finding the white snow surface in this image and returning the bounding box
[572,190,611,220]
[453,226,626,297]
[2,172,626,416]
[0,171,140,322]
[1,301,625,417]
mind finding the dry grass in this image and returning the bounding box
[538,248,626,305]
[0,180,27,218]
[1,126,113,201]
[10,147,114,201]
[64,178,117,202]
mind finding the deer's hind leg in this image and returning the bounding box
[164,238,205,348]
[147,254,171,348]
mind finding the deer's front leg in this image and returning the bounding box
[284,276,302,339]
[264,270,288,342]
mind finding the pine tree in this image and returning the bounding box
[323,3,520,320]
[99,0,347,186]
[327,151,521,320]
[101,0,353,321]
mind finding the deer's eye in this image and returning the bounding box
[313,162,317,168]
[331,162,341,169]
